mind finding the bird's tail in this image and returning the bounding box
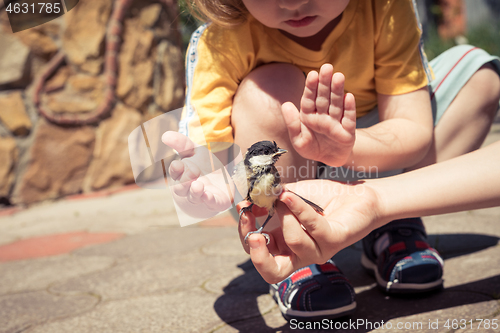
[285,189,324,214]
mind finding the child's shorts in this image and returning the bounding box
[323,44,500,182]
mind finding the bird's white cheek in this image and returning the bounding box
[249,155,274,167]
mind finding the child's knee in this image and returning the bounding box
[232,63,305,134]
[472,63,500,117]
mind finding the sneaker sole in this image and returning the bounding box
[270,284,356,321]
[360,253,443,294]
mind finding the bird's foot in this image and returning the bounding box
[244,227,270,245]
[238,204,254,221]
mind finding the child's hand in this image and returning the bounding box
[238,180,382,284]
[162,131,233,219]
[282,64,356,167]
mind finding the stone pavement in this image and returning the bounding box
[1,117,499,333]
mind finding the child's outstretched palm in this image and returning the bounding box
[282,64,356,167]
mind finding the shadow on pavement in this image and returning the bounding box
[213,233,499,332]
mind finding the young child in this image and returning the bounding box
[165,0,500,321]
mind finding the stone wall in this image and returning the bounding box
[0,0,184,206]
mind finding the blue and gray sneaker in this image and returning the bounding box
[361,218,444,293]
[270,259,356,321]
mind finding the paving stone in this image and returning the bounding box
[50,250,248,302]
[0,188,179,245]
[214,309,287,333]
[0,232,124,261]
[201,234,251,257]
[352,288,498,333]
[442,246,500,293]
[424,208,500,238]
[203,259,269,296]
[455,312,500,333]
[370,299,499,333]
[73,227,237,259]
[0,291,98,333]
[28,290,271,333]
[0,255,114,295]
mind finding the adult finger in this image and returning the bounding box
[276,196,320,258]
[248,233,294,284]
[237,202,257,254]
[280,191,331,246]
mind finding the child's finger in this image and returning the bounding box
[317,64,334,114]
[172,162,201,196]
[169,160,184,181]
[301,71,319,114]
[162,131,196,158]
[187,180,205,204]
[342,92,357,133]
[329,72,345,120]
[281,102,303,143]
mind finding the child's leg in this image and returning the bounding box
[363,47,500,294]
[231,63,314,183]
[233,64,357,320]
[408,59,500,170]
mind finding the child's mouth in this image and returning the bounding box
[285,16,317,28]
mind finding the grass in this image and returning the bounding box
[424,23,500,60]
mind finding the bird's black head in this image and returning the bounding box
[244,141,287,167]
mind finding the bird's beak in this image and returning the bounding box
[273,148,288,157]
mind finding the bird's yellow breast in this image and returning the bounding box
[249,173,282,211]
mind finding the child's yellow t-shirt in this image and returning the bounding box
[180,0,434,146]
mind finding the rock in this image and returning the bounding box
[68,74,102,93]
[17,23,59,56]
[46,91,99,114]
[116,18,155,112]
[0,137,18,198]
[140,4,163,28]
[156,40,185,111]
[12,119,95,205]
[82,104,142,192]
[44,74,104,114]
[0,91,32,136]
[62,0,113,73]
[44,66,71,93]
[0,33,31,87]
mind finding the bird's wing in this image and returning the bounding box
[232,160,249,200]
[285,189,324,214]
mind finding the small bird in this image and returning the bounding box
[233,140,324,245]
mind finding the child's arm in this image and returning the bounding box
[242,140,500,283]
[283,68,433,170]
[348,86,434,171]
